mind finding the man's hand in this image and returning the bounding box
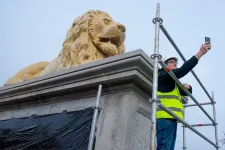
[183,83,190,90]
[195,42,211,60]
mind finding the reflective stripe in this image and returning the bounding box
[158,95,181,100]
[157,107,182,112]
[157,72,183,119]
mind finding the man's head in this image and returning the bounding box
[163,56,178,70]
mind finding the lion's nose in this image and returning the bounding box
[116,23,126,32]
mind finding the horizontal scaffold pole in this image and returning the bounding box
[184,102,213,108]
[190,123,217,127]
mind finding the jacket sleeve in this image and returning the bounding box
[178,85,192,96]
[158,56,199,82]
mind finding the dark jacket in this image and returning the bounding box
[158,56,199,96]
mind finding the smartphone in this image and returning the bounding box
[205,37,211,50]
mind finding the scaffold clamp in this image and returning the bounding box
[92,106,102,111]
[152,17,163,24]
[150,98,161,104]
[151,54,162,60]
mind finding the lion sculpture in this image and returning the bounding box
[5,10,126,85]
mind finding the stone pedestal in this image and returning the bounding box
[0,49,155,150]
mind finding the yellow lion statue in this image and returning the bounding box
[5,10,126,85]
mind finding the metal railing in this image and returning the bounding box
[150,3,219,150]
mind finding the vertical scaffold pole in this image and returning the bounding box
[212,91,219,150]
[150,3,162,150]
[88,84,102,150]
[183,107,187,150]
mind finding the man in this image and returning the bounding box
[156,42,211,150]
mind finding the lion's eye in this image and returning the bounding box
[104,19,109,25]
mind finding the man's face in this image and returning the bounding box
[166,59,177,70]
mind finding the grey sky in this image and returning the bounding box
[0,0,224,149]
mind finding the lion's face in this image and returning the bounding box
[60,10,126,68]
[88,12,126,56]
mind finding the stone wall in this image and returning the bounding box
[0,49,154,150]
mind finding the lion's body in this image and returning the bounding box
[5,10,126,85]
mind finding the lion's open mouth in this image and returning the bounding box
[99,36,121,47]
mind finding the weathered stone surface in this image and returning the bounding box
[94,89,151,150]
[130,112,151,150]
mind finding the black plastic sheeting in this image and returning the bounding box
[0,107,94,150]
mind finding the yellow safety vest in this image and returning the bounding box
[157,75,183,120]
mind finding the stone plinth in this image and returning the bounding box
[0,49,154,150]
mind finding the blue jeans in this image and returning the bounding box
[156,118,177,150]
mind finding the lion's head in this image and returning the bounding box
[59,10,126,68]
[86,10,126,55]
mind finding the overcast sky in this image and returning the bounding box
[0,0,224,149]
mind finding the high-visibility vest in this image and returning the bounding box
[156,79,183,120]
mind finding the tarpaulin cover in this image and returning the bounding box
[0,107,94,150]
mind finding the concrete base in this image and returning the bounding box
[95,84,152,150]
[0,49,154,150]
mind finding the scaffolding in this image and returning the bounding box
[150,3,219,150]
[88,84,103,150]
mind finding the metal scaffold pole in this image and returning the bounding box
[182,107,187,150]
[184,102,212,108]
[149,3,162,150]
[212,92,219,149]
[88,84,102,150]
[190,123,217,127]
